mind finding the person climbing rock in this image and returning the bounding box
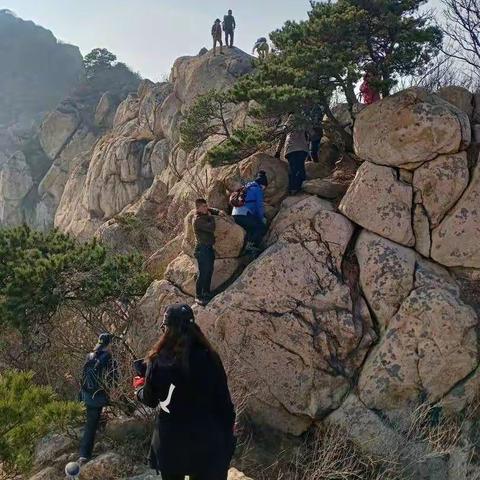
[134,304,236,480]
[78,333,118,465]
[193,198,223,306]
[231,171,268,254]
[252,37,269,60]
[212,19,224,56]
[284,115,309,194]
[359,70,380,105]
[223,10,236,48]
[309,105,324,163]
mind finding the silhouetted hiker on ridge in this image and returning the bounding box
[212,19,224,56]
[223,9,236,48]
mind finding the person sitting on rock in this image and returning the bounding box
[78,333,118,465]
[223,9,236,48]
[231,171,268,254]
[193,198,223,306]
[212,19,224,56]
[134,304,236,480]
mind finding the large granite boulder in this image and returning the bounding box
[354,88,471,167]
[358,248,478,416]
[339,162,415,246]
[182,210,246,258]
[39,107,80,160]
[164,253,243,297]
[431,159,480,268]
[436,86,474,118]
[195,198,376,435]
[413,152,469,228]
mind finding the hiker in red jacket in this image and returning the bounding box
[359,71,380,105]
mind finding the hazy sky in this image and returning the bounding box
[4,1,444,81]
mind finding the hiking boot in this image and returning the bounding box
[78,457,89,466]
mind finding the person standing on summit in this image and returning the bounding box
[212,19,224,56]
[223,10,236,48]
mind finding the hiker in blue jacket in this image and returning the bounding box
[232,170,268,253]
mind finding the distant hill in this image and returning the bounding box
[0,9,84,126]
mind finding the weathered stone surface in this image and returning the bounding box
[356,231,416,330]
[34,434,73,468]
[413,152,469,228]
[354,88,471,166]
[431,160,480,268]
[218,153,289,209]
[165,253,243,297]
[39,108,80,160]
[137,82,173,140]
[228,468,254,480]
[359,266,478,414]
[413,203,431,258]
[171,48,254,107]
[339,162,415,246]
[28,467,61,480]
[95,92,119,128]
[79,452,124,480]
[436,86,474,118]
[146,235,183,280]
[326,394,448,480]
[132,280,191,355]
[113,93,139,128]
[195,200,375,435]
[302,178,348,198]
[148,139,172,176]
[182,210,246,258]
[0,151,33,226]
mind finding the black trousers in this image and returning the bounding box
[233,214,266,248]
[162,471,228,480]
[79,406,103,459]
[310,139,321,162]
[225,29,234,47]
[286,151,308,192]
[194,245,215,299]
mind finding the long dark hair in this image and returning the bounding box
[147,321,219,373]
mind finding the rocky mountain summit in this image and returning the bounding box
[3,41,480,479]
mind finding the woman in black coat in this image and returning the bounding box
[135,303,236,480]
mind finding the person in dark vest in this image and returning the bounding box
[193,199,223,306]
[212,18,224,56]
[223,10,236,48]
[78,333,118,464]
[134,304,236,480]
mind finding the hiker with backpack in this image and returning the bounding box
[193,198,225,306]
[223,10,236,48]
[212,18,224,56]
[133,304,236,480]
[78,333,118,465]
[231,170,268,254]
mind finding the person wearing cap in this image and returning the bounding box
[134,304,236,480]
[212,18,224,56]
[78,333,118,464]
[193,198,225,306]
[232,170,268,253]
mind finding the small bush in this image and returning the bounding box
[0,370,83,477]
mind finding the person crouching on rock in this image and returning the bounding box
[231,170,268,255]
[212,18,224,56]
[78,333,118,465]
[193,198,224,306]
[134,304,236,480]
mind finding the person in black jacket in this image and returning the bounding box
[134,304,236,480]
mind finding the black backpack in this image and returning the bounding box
[81,350,110,394]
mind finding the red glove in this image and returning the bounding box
[133,376,145,390]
